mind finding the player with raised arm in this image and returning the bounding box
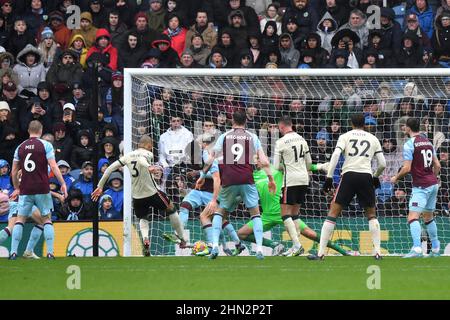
[9,121,68,260]
[196,110,276,260]
[238,158,352,256]
[272,115,311,256]
[308,114,386,260]
[390,118,441,258]
[92,135,187,252]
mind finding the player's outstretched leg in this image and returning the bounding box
[222,221,245,256]
[308,216,337,261]
[209,212,223,259]
[0,227,11,244]
[179,203,190,229]
[23,225,43,259]
[139,219,151,256]
[424,216,440,257]
[250,214,264,260]
[404,217,423,258]
[44,222,55,259]
[282,215,302,257]
[9,222,24,260]
[167,211,186,247]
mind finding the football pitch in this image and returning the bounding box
[1,256,450,300]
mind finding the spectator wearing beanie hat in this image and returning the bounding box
[68,34,88,69]
[151,33,180,67]
[72,12,98,49]
[147,0,166,33]
[38,27,63,70]
[432,10,450,67]
[47,10,72,50]
[86,28,119,71]
[187,34,211,66]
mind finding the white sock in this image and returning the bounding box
[283,217,301,248]
[169,212,184,241]
[369,218,381,255]
[318,220,336,256]
[256,245,263,253]
[139,219,149,241]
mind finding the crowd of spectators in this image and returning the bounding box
[0,0,448,222]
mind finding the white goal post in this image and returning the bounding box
[123,68,450,257]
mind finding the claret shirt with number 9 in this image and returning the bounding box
[335,129,383,175]
[213,128,261,187]
[14,138,53,195]
[403,133,438,188]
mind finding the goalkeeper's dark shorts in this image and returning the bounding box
[334,172,375,209]
[133,191,171,218]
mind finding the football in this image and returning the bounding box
[191,240,207,255]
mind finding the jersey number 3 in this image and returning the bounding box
[131,160,139,177]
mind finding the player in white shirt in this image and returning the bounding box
[91,135,187,255]
[308,114,386,260]
[273,116,312,257]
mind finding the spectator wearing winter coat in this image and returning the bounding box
[71,12,98,49]
[228,10,249,51]
[53,121,73,162]
[118,12,159,53]
[21,96,53,134]
[151,34,180,68]
[86,28,119,71]
[303,32,330,67]
[212,28,239,67]
[379,7,403,58]
[404,13,432,51]
[38,27,62,71]
[163,13,188,58]
[436,0,450,20]
[88,0,108,28]
[0,159,12,195]
[68,82,94,127]
[396,31,423,67]
[432,10,450,67]
[318,0,350,28]
[1,81,28,137]
[0,14,9,48]
[99,136,121,164]
[13,45,46,99]
[247,32,265,68]
[282,0,319,41]
[331,28,363,69]
[279,33,300,68]
[0,52,15,74]
[259,3,282,35]
[208,46,229,68]
[46,50,84,101]
[406,0,435,39]
[118,31,146,70]
[56,160,76,191]
[283,15,304,49]
[70,129,95,170]
[104,172,124,214]
[106,10,128,48]
[0,122,18,166]
[147,0,167,33]
[71,161,94,205]
[59,187,93,221]
[317,12,338,54]
[68,34,88,69]
[99,194,121,220]
[338,9,368,50]
[184,10,217,50]
[36,81,59,123]
[7,17,36,57]
[225,0,260,35]
[47,11,72,50]
[261,20,279,50]
[326,49,351,68]
[188,35,211,66]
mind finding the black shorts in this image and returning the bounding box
[334,172,375,208]
[133,191,171,219]
[280,185,308,205]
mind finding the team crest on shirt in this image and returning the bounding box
[412,202,418,207]
[304,12,309,17]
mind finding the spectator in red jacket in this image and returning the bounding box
[163,13,187,58]
[86,28,118,71]
[48,11,72,50]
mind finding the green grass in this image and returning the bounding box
[1,256,450,300]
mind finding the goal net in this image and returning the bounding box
[124,68,450,257]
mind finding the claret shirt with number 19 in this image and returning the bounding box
[14,138,54,195]
[213,128,261,187]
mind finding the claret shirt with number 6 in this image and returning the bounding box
[14,137,54,195]
[403,134,438,188]
[213,128,261,187]
[98,149,159,199]
[336,129,383,175]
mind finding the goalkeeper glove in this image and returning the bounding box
[322,178,334,194]
[373,177,381,189]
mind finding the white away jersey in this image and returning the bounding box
[274,132,310,187]
[118,148,159,199]
[336,129,383,175]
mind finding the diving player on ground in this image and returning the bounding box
[391,118,441,258]
[309,114,386,260]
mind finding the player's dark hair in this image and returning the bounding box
[406,117,420,133]
[278,115,292,127]
[232,110,247,125]
[28,120,43,134]
[350,113,365,128]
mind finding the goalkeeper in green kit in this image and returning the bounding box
[237,160,351,256]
